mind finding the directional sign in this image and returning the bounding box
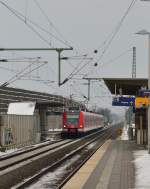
[112,96,135,107]
[135,97,149,109]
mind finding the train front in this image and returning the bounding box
[62,111,83,136]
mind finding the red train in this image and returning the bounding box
[62,111,104,136]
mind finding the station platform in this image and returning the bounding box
[62,129,145,189]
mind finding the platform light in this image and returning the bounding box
[136,29,150,153]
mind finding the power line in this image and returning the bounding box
[34,0,72,48]
[67,0,137,81]
[1,61,47,86]
[71,82,87,100]
[2,62,37,85]
[0,65,17,73]
[83,0,137,78]
[0,1,72,48]
[11,62,47,84]
[0,57,41,61]
[0,1,51,46]
[83,48,132,78]
[25,0,29,23]
[33,0,86,59]
[62,58,93,84]
[95,0,137,64]
[101,48,132,67]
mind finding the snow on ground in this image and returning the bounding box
[48,128,62,131]
[0,151,5,156]
[134,150,150,189]
[26,155,81,189]
[120,125,129,140]
[0,140,54,157]
[0,148,18,156]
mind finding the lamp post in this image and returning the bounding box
[136,29,150,153]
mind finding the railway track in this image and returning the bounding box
[13,126,116,189]
[0,139,63,161]
[0,124,121,189]
[0,139,72,171]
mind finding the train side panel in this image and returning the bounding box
[82,112,103,132]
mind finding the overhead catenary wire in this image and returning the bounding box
[95,0,137,64]
[1,61,38,86]
[1,61,47,86]
[0,65,17,73]
[0,57,41,61]
[25,0,28,23]
[83,0,137,79]
[83,48,132,78]
[62,0,137,84]
[0,57,43,73]
[60,53,91,79]
[0,1,72,48]
[3,56,57,77]
[20,78,57,91]
[34,0,85,62]
[0,1,51,46]
[34,0,72,48]
[101,48,132,67]
[10,61,47,84]
[95,1,135,52]
[67,56,92,75]
[0,0,136,98]
[0,0,81,79]
[62,58,93,84]
[20,78,55,83]
[0,0,66,86]
[33,0,93,71]
[71,81,88,100]
[0,1,92,86]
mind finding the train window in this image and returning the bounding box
[67,114,78,125]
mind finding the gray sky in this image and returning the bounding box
[0,0,149,111]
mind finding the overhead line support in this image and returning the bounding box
[0,47,73,86]
[83,77,102,101]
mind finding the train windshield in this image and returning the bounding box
[67,114,79,125]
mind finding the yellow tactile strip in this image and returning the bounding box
[62,140,112,189]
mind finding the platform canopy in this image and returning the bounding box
[0,86,85,112]
[103,78,148,96]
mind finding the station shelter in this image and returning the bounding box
[103,78,148,145]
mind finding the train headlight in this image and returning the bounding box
[79,125,83,128]
[63,125,67,128]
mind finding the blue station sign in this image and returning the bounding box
[112,96,135,107]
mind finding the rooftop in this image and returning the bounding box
[103,78,148,95]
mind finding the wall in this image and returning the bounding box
[0,114,40,149]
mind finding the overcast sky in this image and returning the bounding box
[0,0,149,111]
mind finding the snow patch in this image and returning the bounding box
[27,155,81,189]
[0,148,18,157]
[120,126,129,140]
[134,150,150,189]
[48,128,62,131]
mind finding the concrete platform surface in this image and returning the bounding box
[63,138,143,189]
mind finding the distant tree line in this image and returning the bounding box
[90,106,122,125]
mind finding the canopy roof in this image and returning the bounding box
[103,78,148,95]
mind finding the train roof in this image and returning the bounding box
[64,110,103,117]
[81,111,103,116]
